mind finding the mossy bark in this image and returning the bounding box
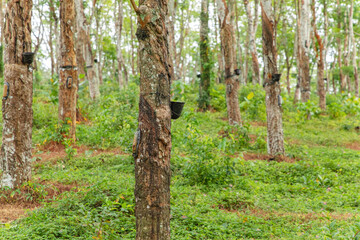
[1,0,33,188]
[199,0,211,111]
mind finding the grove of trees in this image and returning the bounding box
[1,0,360,239]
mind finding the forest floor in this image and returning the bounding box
[1,82,360,239]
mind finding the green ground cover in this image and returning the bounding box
[1,80,360,239]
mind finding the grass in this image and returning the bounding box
[1,81,360,239]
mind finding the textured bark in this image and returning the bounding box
[214,3,225,84]
[323,0,329,93]
[1,0,33,188]
[132,0,172,239]
[243,0,260,84]
[349,0,358,97]
[312,1,325,110]
[74,1,85,79]
[217,0,242,125]
[343,11,350,93]
[48,10,55,77]
[293,0,300,104]
[0,0,3,43]
[94,6,103,85]
[298,0,311,102]
[0,0,4,78]
[75,0,100,100]
[336,0,345,92]
[50,0,60,74]
[234,2,244,85]
[260,0,285,156]
[59,0,78,141]
[167,0,176,79]
[282,15,293,96]
[116,0,125,88]
[176,6,189,81]
[199,0,211,111]
[130,15,136,75]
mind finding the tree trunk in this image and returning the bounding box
[74,3,86,79]
[293,0,300,104]
[176,6,189,81]
[260,0,285,156]
[131,0,172,239]
[234,1,244,85]
[312,1,325,110]
[282,13,293,96]
[0,0,4,78]
[298,0,311,102]
[243,0,260,84]
[49,12,55,77]
[49,0,60,75]
[199,0,211,111]
[349,0,358,97]
[59,0,78,141]
[130,14,136,75]
[1,0,33,188]
[323,0,329,93]
[75,0,100,100]
[343,10,350,93]
[217,0,242,125]
[167,0,176,80]
[214,2,224,84]
[95,6,103,85]
[336,0,345,92]
[116,0,125,88]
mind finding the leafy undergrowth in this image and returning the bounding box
[1,82,360,239]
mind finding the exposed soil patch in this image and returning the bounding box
[39,140,65,152]
[33,143,128,164]
[0,204,37,223]
[345,142,360,151]
[0,180,80,223]
[250,121,267,127]
[217,200,253,212]
[243,152,297,163]
[240,207,356,223]
[218,205,356,223]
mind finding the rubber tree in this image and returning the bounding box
[216,0,242,125]
[198,0,211,111]
[0,0,4,78]
[260,0,285,156]
[130,0,172,239]
[243,0,260,84]
[0,0,33,188]
[75,0,100,100]
[115,0,129,88]
[336,0,345,92]
[349,0,358,97]
[297,0,311,102]
[311,0,326,110]
[167,0,177,79]
[59,0,78,141]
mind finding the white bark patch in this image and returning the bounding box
[1,172,14,188]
